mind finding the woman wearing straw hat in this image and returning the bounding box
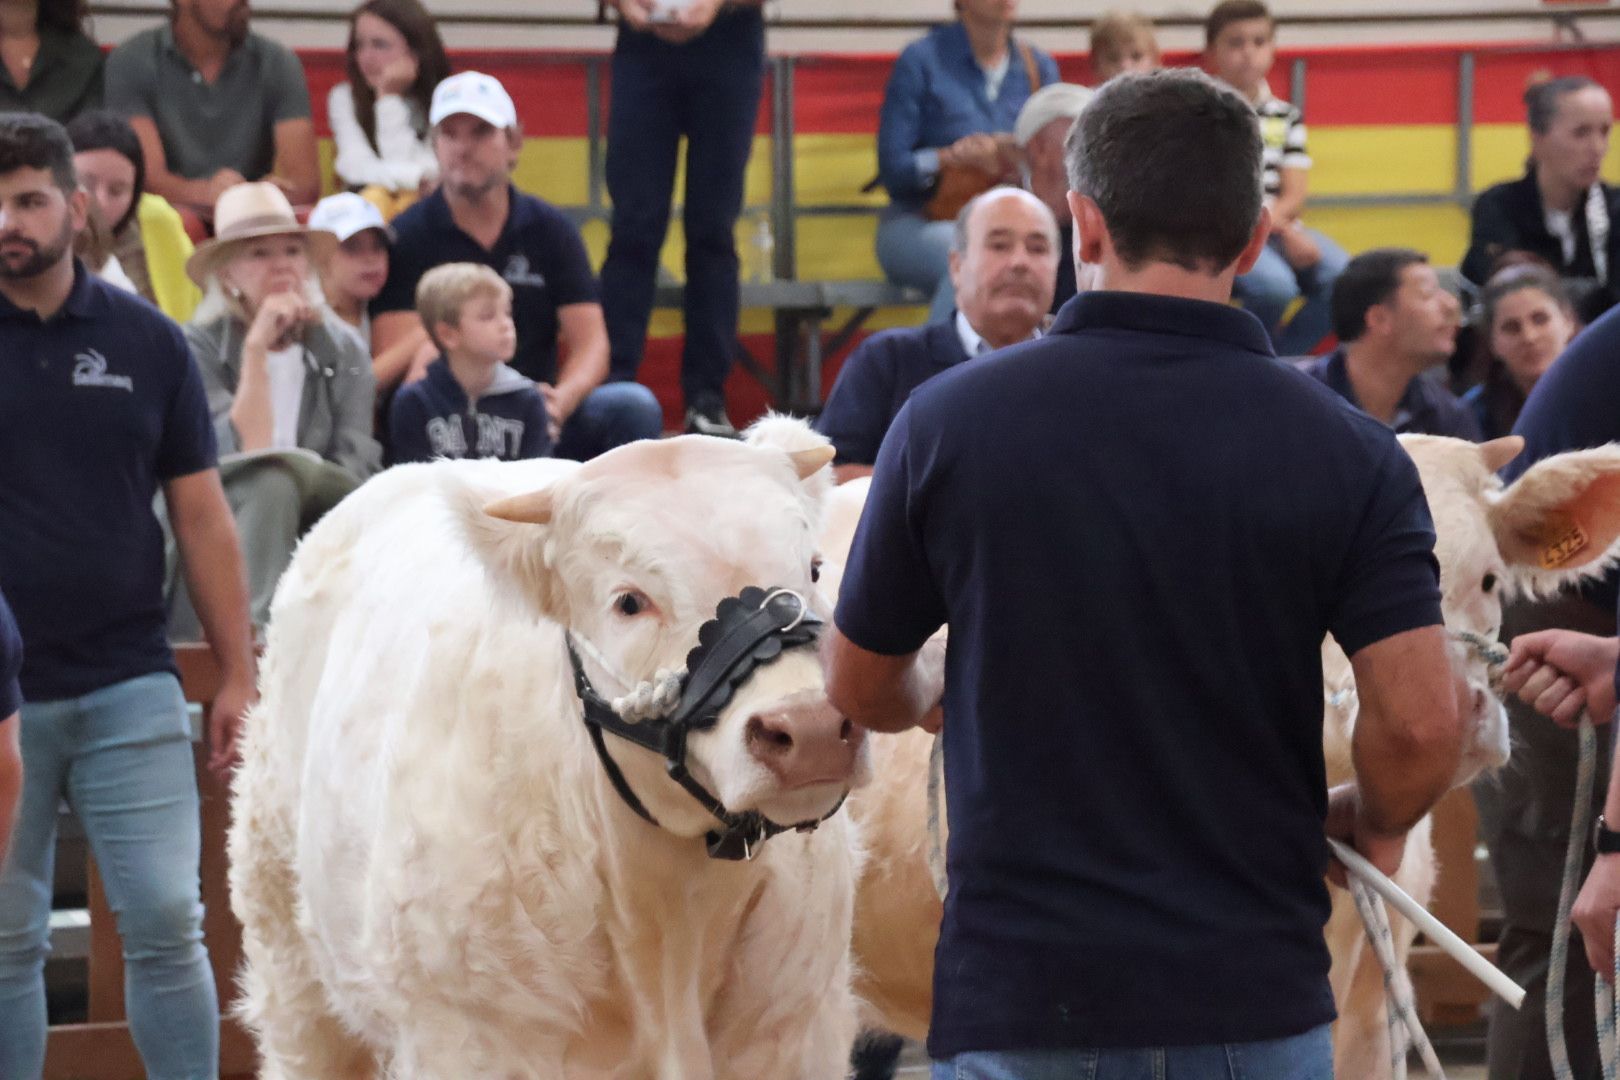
[169,181,381,639]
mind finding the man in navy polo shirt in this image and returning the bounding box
[1298,248,1479,440]
[0,588,22,868]
[372,71,664,461]
[816,186,1058,483]
[0,114,258,1080]
[825,70,1467,1077]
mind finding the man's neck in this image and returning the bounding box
[0,1,39,38]
[1091,259,1238,308]
[960,11,1010,70]
[169,12,233,78]
[448,183,511,250]
[1536,166,1585,216]
[0,256,76,321]
[1341,340,1417,425]
[447,351,497,399]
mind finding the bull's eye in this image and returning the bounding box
[811,558,823,583]
[1483,573,1498,594]
[615,592,645,617]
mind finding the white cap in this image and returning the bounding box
[1014,83,1094,148]
[308,192,393,244]
[429,71,518,130]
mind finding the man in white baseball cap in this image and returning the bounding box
[372,71,663,459]
[1015,82,1094,312]
[308,192,394,348]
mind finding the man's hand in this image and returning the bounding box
[207,674,257,779]
[1576,854,1620,983]
[1276,221,1321,271]
[1503,630,1620,728]
[537,382,576,444]
[610,0,658,31]
[940,133,1003,175]
[1325,782,1409,888]
[652,0,724,43]
[204,168,248,208]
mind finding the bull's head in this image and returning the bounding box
[464,419,867,847]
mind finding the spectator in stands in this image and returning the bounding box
[178,180,380,637]
[817,186,1058,480]
[0,0,102,121]
[598,0,765,439]
[309,191,391,349]
[1089,11,1160,84]
[0,112,255,1080]
[373,72,663,460]
[389,262,549,465]
[1463,264,1576,440]
[329,0,447,219]
[874,0,1059,324]
[105,0,320,218]
[1014,82,1092,313]
[66,109,202,321]
[1301,247,1480,438]
[1206,0,1348,354]
[0,588,20,868]
[1463,76,1619,324]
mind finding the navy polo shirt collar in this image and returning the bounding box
[1050,289,1276,357]
[424,184,535,251]
[1318,347,1434,429]
[0,259,108,323]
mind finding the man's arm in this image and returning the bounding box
[824,631,944,735]
[1329,624,1465,879]
[550,301,611,428]
[1270,167,1309,230]
[127,115,242,214]
[163,469,258,777]
[0,716,19,868]
[270,117,320,207]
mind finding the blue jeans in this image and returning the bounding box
[600,7,766,407]
[875,206,957,324]
[931,1024,1334,1080]
[554,381,665,461]
[1233,229,1350,356]
[0,672,217,1080]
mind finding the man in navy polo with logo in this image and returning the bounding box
[816,186,1058,483]
[824,71,1468,1078]
[372,71,664,461]
[0,113,258,1080]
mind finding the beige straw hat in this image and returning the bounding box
[184,182,338,286]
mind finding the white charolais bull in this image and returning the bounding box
[228,421,867,1080]
[826,434,1620,1078]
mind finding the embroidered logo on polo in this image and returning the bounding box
[71,349,133,392]
[502,254,547,290]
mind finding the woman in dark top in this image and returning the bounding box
[0,0,102,121]
[1463,76,1620,322]
[1463,265,1577,440]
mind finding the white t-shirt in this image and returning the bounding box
[1545,207,1578,265]
[265,346,305,450]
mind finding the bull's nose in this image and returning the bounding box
[745,698,864,788]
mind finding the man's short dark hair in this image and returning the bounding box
[0,112,78,195]
[1330,248,1429,343]
[1205,0,1273,48]
[1063,70,1262,274]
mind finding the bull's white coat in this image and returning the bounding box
[229,424,864,1080]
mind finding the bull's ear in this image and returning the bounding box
[1480,435,1525,475]
[1489,444,1620,593]
[788,445,835,479]
[484,488,555,525]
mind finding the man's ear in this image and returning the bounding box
[1069,193,1108,266]
[1231,204,1272,277]
[67,187,89,236]
[947,247,965,296]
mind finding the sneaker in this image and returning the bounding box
[685,400,740,439]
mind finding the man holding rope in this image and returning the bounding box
[824,69,1467,1078]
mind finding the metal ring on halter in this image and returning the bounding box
[759,588,808,632]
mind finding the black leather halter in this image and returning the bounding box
[567,586,848,860]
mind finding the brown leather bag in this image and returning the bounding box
[921,41,1044,222]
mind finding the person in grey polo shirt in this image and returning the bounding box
[104,0,320,217]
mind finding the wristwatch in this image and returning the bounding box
[1594,814,1620,855]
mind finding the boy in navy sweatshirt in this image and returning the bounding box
[388,263,552,465]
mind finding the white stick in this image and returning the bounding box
[1328,837,1527,1011]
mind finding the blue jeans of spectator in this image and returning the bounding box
[600,7,766,410]
[876,206,957,324]
[1233,228,1350,356]
[0,672,217,1080]
[931,1024,1333,1080]
[554,381,665,461]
